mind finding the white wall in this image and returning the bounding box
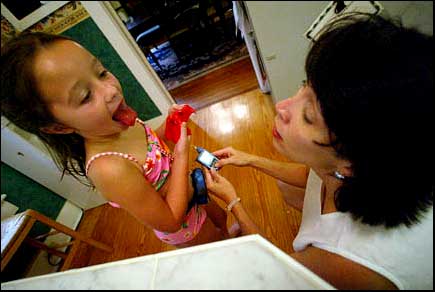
[245,1,327,103]
[245,1,433,103]
[381,1,433,35]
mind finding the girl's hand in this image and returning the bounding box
[174,122,191,157]
[168,104,186,116]
[213,147,254,168]
[204,168,238,205]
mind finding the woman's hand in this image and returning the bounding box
[213,147,254,168]
[174,122,190,157]
[204,168,238,204]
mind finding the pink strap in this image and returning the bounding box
[85,151,143,176]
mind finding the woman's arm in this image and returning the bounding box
[226,200,262,236]
[204,168,264,237]
[291,247,398,290]
[214,147,309,188]
[204,169,397,290]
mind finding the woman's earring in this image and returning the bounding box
[333,171,346,180]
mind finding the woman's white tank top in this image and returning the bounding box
[293,170,433,290]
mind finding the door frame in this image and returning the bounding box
[81,1,175,129]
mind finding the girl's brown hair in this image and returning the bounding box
[1,32,90,186]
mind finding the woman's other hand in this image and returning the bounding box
[204,168,238,204]
[213,147,254,168]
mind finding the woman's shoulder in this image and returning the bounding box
[313,205,433,289]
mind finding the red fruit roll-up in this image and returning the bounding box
[165,105,196,143]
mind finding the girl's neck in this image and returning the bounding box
[83,123,144,155]
[82,124,137,146]
[85,133,122,145]
[83,129,129,152]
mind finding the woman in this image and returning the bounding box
[204,13,433,290]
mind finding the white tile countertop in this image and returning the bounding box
[1,234,335,290]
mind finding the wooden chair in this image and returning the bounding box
[1,209,112,272]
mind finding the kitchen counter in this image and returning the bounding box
[1,234,335,290]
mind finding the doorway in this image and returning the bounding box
[110,0,254,108]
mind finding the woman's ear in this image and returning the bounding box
[336,160,353,177]
[40,123,74,134]
[340,166,353,177]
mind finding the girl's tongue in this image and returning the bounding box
[113,102,137,126]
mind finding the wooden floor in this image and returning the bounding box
[69,89,303,270]
[169,56,259,110]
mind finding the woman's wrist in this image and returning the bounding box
[247,154,260,167]
[226,197,241,212]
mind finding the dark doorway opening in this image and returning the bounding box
[112,0,249,91]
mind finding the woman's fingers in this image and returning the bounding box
[212,147,234,158]
[214,157,232,168]
[209,167,220,181]
[204,167,219,182]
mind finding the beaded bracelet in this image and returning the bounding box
[226,197,241,212]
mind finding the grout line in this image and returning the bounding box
[150,256,159,289]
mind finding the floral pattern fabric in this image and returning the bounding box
[153,205,207,245]
[141,122,172,191]
[86,118,207,245]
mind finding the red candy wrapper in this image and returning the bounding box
[165,105,196,143]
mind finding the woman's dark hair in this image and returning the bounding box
[306,13,433,227]
[1,32,90,186]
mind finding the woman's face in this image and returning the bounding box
[273,82,340,172]
[33,40,128,138]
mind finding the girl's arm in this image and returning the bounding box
[87,123,191,232]
[214,147,309,188]
[161,122,191,223]
[89,158,186,232]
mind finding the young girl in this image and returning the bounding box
[1,32,236,248]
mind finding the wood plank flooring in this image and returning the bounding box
[69,89,302,270]
[169,56,259,110]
